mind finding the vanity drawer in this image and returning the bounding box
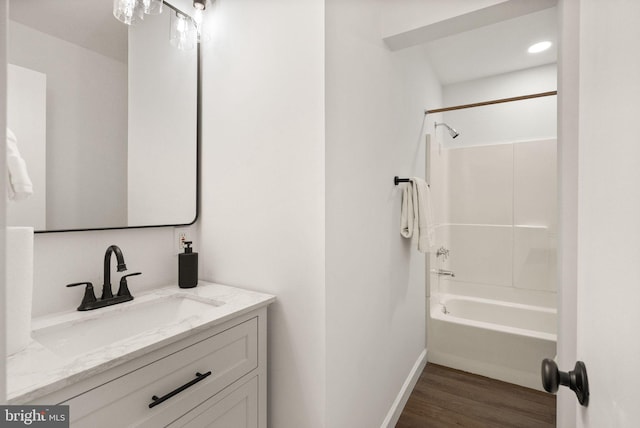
[168,376,259,428]
[63,317,258,428]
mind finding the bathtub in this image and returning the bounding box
[427,294,557,390]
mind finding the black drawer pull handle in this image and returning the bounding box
[149,371,212,409]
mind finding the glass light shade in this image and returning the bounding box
[192,9,209,43]
[170,12,197,51]
[528,41,552,54]
[140,0,164,15]
[193,8,203,27]
[113,0,142,25]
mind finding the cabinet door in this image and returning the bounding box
[64,318,257,428]
[170,377,258,428]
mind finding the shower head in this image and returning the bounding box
[435,122,460,139]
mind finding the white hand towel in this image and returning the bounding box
[400,183,415,239]
[412,177,435,252]
[400,177,435,253]
[7,128,33,201]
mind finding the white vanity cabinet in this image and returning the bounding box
[168,376,259,427]
[30,307,268,428]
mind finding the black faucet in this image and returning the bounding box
[103,245,127,300]
[66,245,141,311]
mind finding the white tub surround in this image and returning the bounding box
[428,137,557,391]
[7,282,275,405]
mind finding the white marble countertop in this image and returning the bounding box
[7,281,275,404]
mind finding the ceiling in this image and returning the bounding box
[8,2,557,84]
[9,0,129,63]
[423,7,558,85]
[8,0,197,64]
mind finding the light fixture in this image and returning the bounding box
[141,0,164,15]
[113,0,164,25]
[528,41,552,54]
[169,1,209,51]
[113,0,142,25]
[114,0,209,50]
[191,0,210,43]
[170,11,197,51]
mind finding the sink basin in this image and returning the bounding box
[32,294,224,359]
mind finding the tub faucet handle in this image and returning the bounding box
[436,247,450,260]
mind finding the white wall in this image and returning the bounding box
[382,0,556,52]
[197,1,325,427]
[440,64,557,148]
[8,21,127,230]
[325,0,440,426]
[31,227,182,317]
[381,0,508,38]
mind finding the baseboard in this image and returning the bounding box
[380,348,427,428]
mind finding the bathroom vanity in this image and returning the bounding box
[7,282,275,427]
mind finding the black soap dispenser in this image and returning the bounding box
[179,241,198,288]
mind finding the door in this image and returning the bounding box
[558,0,640,426]
[168,377,259,428]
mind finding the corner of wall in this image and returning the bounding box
[380,349,427,428]
[1,0,8,404]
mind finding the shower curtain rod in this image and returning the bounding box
[424,90,557,115]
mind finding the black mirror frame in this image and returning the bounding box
[37,4,201,234]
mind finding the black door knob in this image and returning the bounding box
[541,358,589,406]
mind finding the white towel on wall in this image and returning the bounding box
[7,128,33,201]
[400,183,415,239]
[400,177,434,253]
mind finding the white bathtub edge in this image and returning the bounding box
[430,294,558,341]
[380,348,427,428]
[432,311,557,342]
[427,349,545,391]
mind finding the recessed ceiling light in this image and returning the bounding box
[528,41,552,54]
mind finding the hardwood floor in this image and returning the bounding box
[396,364,556,428]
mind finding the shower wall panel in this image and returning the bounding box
[438,139,557,299]
[447,144,513,225]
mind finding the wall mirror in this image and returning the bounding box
[7,0,199,232]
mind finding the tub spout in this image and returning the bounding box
[437,269,455,278]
